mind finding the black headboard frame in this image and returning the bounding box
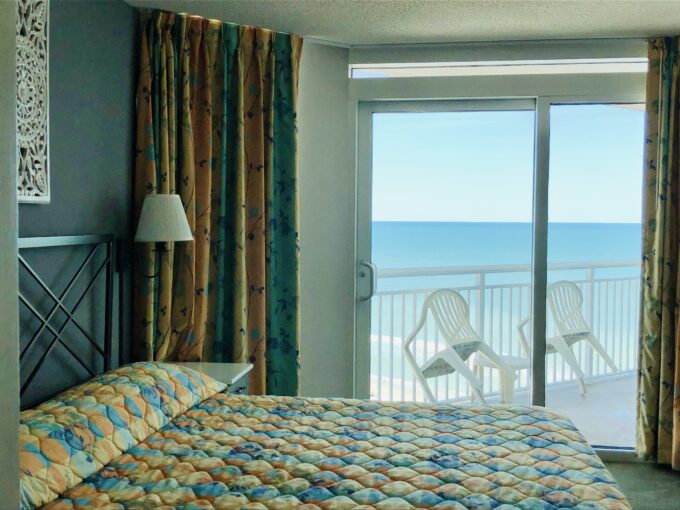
[18,235,116,404]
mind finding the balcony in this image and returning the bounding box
[369,259,640,447]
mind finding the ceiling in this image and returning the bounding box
[127,0,680,46]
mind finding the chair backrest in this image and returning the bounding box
[547,280,590,336]
[423,289,481,345]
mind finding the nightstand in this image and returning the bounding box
[172,362,253,395]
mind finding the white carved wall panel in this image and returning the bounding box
[17,0,49,203]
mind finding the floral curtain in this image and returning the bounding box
[638,37,680,468]
[133,10,302,395]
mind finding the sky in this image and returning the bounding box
[372,104,645,223]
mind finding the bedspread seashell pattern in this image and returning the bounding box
[25,368,631,509]
[19,362,226,509]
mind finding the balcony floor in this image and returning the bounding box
[506,373,636,448]
[373,372,636,448]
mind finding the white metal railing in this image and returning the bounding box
[370,260,640,402]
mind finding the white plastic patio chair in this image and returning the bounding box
[516,280,618,395]
[403,289,517,404]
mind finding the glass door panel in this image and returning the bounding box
[545,103,645,447]
[357,102,536,404]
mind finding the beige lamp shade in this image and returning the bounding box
[134,194,193,242]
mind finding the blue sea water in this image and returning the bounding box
[373,221,641,268]
[372,221,641,291]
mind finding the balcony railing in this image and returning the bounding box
[370,260,640,402]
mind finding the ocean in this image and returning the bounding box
[372,221,642,269]
[372,221,641,291]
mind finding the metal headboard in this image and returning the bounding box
[18,235,115,405]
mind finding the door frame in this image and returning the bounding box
[354,98,538,400]
[353,93,645,407]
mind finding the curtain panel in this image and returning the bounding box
[133,10,302,395]
[638,37,680,468]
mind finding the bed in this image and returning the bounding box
[17,236,631,509]
[20,362,631,510]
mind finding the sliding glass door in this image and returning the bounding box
[544,102,645,448]
[355,100,537,404]
[356,96,645,449]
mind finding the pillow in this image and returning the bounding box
[19,362,225,510]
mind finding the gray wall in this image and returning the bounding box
[298,42,354,398]
[18,0,138,405]
[0,0,20,504]
[20,0,137,237]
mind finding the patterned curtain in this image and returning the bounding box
[638,37,680,468]
[133,10,302,396]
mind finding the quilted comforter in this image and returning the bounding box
[20,363,631,510]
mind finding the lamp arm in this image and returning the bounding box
[135,242,170,279]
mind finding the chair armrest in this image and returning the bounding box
[515,316,532,358]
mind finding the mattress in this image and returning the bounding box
[20,363,631,510]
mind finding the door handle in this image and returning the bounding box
[359,260,377,301]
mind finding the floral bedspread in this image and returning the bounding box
[34,387,630,509]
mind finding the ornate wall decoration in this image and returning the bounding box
[17,0,49,203]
